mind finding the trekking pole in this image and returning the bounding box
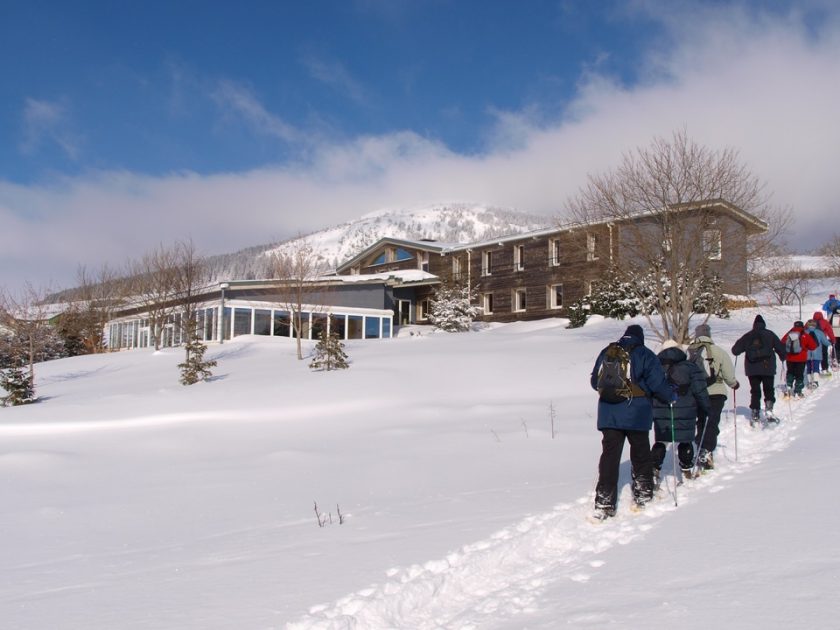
[670,402,679,507]
[732,356,739,462]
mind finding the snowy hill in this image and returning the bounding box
[203,203,551,280]
[2,293,839,628]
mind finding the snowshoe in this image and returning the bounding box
[749,409,760,428]
[589,506,616,522]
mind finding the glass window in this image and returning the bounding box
[294,312,311,339]
[222,307,232,340]
[514,244,525,271]
[483,293,494,314]
[254,309,271,335]
[312,314,328,339]
[513,288,527,312]
[273,310,291,337]
[395,247,413,261]
[233,308,251,337]
[347,315,364,339]
[365,317,380,339]
[372,252,387,265]
[587,234,598,261]
[418,299,431,321]
[704,229,722,260]
[549,284,563,309]
[482,251,493,276]
[331,315,347,340]
[549,239,561,266]
[204,308,217,341]
[382,317,392,338]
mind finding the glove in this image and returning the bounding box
[732,380,740,390]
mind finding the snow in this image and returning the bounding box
[2,297,839,629]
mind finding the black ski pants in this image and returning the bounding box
[651,441,694,470]
[748,374,775,410]
[595,428,652,509]
[696,394,727,453]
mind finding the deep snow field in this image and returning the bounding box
[1,290,839,629]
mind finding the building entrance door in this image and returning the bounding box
[396,300,411,326]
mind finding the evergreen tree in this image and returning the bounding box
[428,280,479,332]
[177,337,217,385]
[1,364,35,406]
[310,330,349,371]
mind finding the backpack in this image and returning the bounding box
[662,360,690,397]
[745,333,772,363]
[785,331,801,355]
[688,341,718,386]
[597,342,645,403]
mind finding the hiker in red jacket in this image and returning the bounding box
[781,320,818,398]
[812,312,836,373]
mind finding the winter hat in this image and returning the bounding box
[793,320,804,328]
[623,324,644,343]
[660,339,680,351]
[831,294,836,299]
[753,314,766,329]
[694,323,711,338]
[806,319,816,328]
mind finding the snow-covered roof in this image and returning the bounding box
[327,269,439,285]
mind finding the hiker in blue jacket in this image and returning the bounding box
[589,324,673,519]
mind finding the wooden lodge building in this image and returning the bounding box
[105,199,767,348]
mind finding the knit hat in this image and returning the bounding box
[623,324,645,343]
[660,339,680,351]
[793,320,804,328]
[695,323,711,338]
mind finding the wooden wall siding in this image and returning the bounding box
[468,229,610,322]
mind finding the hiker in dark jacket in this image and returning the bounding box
[589,324,673,519]
[651,340,712,479]
[731,315,786,423]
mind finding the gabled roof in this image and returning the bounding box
[335,237,457,273]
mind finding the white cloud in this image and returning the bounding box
[211,79,302,143]
[2,5,840,292]
[302,55,369,105]
[19,98,81,160]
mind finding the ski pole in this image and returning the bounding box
[670,401,679,507]
[732,355,738,462]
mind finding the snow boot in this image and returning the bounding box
[698,449,714,471]
[750,408,760,427]
[591,505,616,522]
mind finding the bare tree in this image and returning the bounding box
[172,238,209,364]
[0,282,64,383]
[565,130,789,343]
[818,233,840,276]
[271,240,329,360]
[127,243,181,351]
[59,263,126,354]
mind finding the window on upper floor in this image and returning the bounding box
[482,251,493,276]
[586,234,598,262]
[549,238,561,266]
[395,247,413,261]
[513,244,525,271]
[703,229,722,260]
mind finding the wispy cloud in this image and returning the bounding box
[19,98,81,160]
[211,79,302,143]
[301,55,369,105]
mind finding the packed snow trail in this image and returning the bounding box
[287,374,839,629]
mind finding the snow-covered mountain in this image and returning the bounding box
[203,203,552,281]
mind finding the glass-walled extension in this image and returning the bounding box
[107,301,394,350]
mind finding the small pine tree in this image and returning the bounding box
[566,298,590,329]
[178,338,217,385]
[1,365,35,406]
[310,330,349,371]
[428,280,479,332]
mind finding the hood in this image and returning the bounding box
[620,324,645,346]
[657,346,688,364]
[813,311,826,322]
[752,315,766,331]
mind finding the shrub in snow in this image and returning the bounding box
[566,299,589,329]
[310,331,349,371]
[178,338,217,385]
[1,365,35,406]
[428,281,479,332]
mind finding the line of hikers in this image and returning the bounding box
[588,295,839,520]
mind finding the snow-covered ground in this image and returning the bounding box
[1,293,839,629]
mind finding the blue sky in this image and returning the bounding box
[2,1,655,180]
[1,1,839,291]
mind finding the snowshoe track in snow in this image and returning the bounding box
[287,376,838,629]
